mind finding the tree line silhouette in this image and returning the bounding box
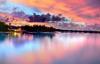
[0,21,56,32]
[29,13,67,22]
[0,22,9,32]
[22,25,56,32]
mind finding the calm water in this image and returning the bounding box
[0,32,100,64]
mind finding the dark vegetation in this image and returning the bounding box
[0,21,56,32]
[0,22,9,32]
[1,21,100,33]
[22,25,56,32]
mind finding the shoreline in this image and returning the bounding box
[56,29,100,33]
[1,30,100,34]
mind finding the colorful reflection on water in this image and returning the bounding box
[0,32,100,64]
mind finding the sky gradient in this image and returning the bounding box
[0,0,100,24]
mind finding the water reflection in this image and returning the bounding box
[0,32,100,64]
[0,33,8,43]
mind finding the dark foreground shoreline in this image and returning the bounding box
[56,29,100,33]
[1,30,100,34]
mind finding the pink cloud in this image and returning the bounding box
[10,0,100,24]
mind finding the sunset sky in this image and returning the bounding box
[0,0,100,24]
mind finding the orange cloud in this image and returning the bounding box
[10,0,100,24]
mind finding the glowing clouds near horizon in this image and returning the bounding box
[9,0,100,24]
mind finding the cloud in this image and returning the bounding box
[0,1,41,15]
[0,0,7,5]
[87,0,100,7]
[8,0,100,24]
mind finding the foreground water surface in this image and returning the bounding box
[0,32,100,64]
